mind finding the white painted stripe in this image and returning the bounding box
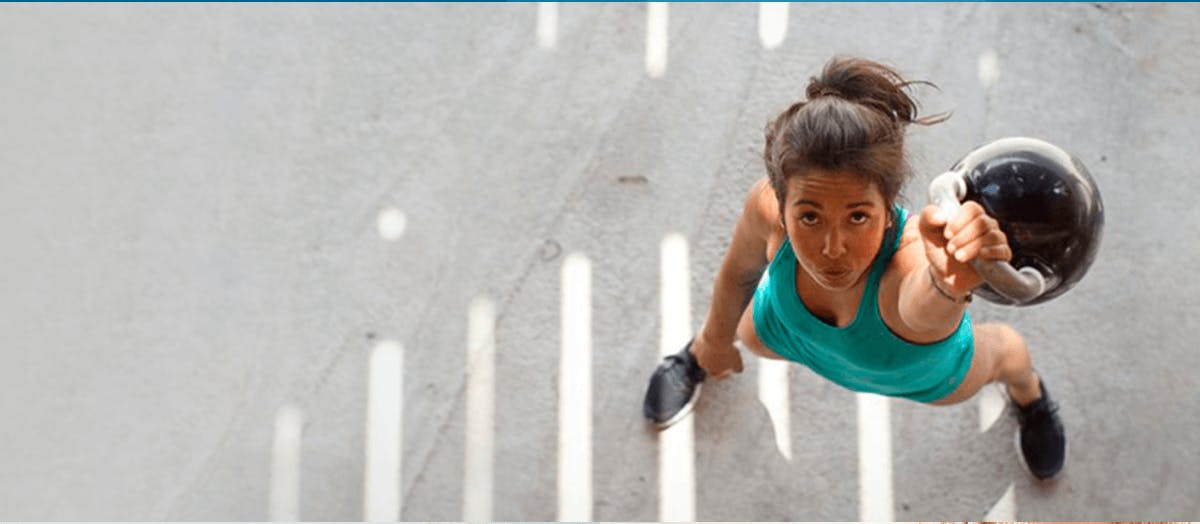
[537,3,558,50]
[658,416,695,523]
[979,382,1006,433]
[659,234,690,358]
[645,2,669,78]
[981,384,1016,519]
[658,233,695,522]
[364,341,404,522]
[269,404,304,522]
[984,482,1016,521]
[757,358,792,461]
[463,297,496,522]
[377,208,407,241]
[558,253,593,521]
[978,48,1001,89]
[757,2,789,50]
[856,393,893,522]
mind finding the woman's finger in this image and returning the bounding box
[944,201,985,239]
[918,205,949,247]
[950,229,1008,263]
[978,242,1013,262]
[946,215,998,253]
[950,236,980,263]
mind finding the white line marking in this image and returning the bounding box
[645,2,669,78]
[979,382,1006,433]
[364,341,403,521]
[269,404,304,522]
[978,49,1000,89]
[377,208,407,241]
[757,2,789,50]
[659,234,690,358]
[757,358,792,461]
[981,383,1017,519]
[558,253,592,521]
[856,393,893,521]
[463,297,496,522]
[984,482,1016,521]
[658,233,694,522]
[537,3,558,50]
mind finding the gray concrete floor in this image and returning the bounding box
[1,3,1198,521]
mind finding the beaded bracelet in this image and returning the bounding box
[928,266,972,304]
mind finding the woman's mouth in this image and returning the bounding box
[820,268,851,280]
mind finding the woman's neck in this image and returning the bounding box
[794,264,870,327]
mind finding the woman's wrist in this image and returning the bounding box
[927,265,972,304]
[695,329,737,353]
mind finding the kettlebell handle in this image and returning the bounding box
[928,171,1046,304]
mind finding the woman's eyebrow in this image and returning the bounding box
[793,200,876,209]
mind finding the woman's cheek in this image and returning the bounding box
[856,237,877,255]
[852,232,883,262]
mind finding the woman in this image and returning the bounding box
[642,57,1066,480]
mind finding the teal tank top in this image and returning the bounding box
[751,206,974,403]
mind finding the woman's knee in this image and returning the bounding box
[931,323,1031,406]
[974,322,1031,381]
[737,300,785,360]
[989,322,1025,348]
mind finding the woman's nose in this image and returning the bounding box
[822,229,847,259]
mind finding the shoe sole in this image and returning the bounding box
[652,382,703,430]
[1012,425,1069,481]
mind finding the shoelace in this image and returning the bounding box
[661,352,703,387]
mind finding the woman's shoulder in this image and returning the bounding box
[743,177,785,240]
[745,177,776,220]
[744,178,789,259]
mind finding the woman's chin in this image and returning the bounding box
[815,271,860,290]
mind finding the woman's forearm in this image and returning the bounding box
[698,265,761,347]
[898,262,969,333]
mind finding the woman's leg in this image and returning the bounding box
[930,322,1042,407]
[736,298,787,360]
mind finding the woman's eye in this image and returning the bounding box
[799,213,819,225]
[850,213,869,224]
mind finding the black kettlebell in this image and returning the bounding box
[929,137,1104,305]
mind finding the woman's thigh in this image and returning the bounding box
[928,322,1014,406]
[737,298,787,360]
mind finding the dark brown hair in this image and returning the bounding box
[763,57,948,220]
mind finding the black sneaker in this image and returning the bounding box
[642,340,706,429]
[1013,376,1067,480]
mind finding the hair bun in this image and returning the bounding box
[805,82,844,101]
[799,57,948,126]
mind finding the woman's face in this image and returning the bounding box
[783,171,890,292]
